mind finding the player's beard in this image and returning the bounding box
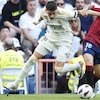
[77,6,83,10]
[39,2,46,7]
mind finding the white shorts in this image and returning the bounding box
[35,36,73,62]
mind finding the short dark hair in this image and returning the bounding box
[46,1,57,11]
[0,26,10,31]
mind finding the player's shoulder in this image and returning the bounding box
[57,7,65,12]
[40,7,46,15]
[56,7,64,14]
[57,7,72,15]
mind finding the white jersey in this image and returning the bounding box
[40,7,78,42]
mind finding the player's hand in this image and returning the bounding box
[83,10,93,16]
[78,9,88,16]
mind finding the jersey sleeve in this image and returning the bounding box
[39,8,46,19]
[92,6,100,12]
[58,7,78,19]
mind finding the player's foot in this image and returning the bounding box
[5,82,18,90]
[77,61,84,79]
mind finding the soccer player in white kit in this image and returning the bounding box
[6,0,85,90]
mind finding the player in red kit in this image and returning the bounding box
[79,6,100,97]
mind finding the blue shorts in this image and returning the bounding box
[83,41,100,64]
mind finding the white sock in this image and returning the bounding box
[15,55,38,85]
[63,62,81,72]
[55,62,80,73]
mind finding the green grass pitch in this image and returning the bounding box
[0,94,100,100]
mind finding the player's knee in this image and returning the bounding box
[55,61,64,67]
[56,54,67,63]
[26,54,38,67]
[83,54,93,65]
[55,66,63,73]
[31,54,38,63]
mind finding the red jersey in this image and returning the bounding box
[85,7,100,47]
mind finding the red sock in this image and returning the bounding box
[86,65,93,71]
[86,65,94,88]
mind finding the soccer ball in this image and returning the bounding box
[77,84,93,99]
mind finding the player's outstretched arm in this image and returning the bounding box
[78,9,100,17]
[85,9,100,16]
[77,9,87,16]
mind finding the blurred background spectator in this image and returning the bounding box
[0,37,25,94]
[55,0,74,10]
[64,0,75,7]
[75,0,94,40]
[0,26,22,53]
[0,0,7,27]
[19,0,42,52]
[0,26,9,52]
[2,0,27,42]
